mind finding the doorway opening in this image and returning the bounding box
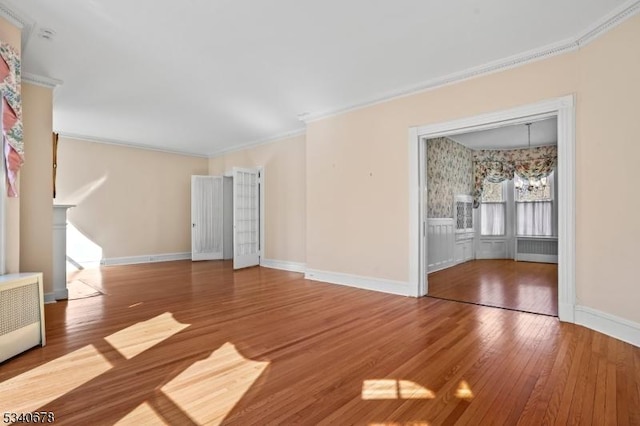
[425,118,558,316]
[408,96,576,322]
[191,167,264,270]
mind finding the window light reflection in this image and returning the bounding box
[104,312,189,360]
[362,379,435,400]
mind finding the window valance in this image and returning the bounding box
[472,145,556,207]
[0,42,23,197]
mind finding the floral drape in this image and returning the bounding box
[472,145,556,207]
[0,42,23,197]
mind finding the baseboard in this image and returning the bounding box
[427,261,455,274]
[44,293,57,304]
[575,305,640,348]
[54,288,69,301]
[305,269,411,297]
[101,252,192,266]
[261,259,306,273]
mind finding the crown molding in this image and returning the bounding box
[0,0,36,52]
[0,1,24,29]
[576,0,640,46]
[23,72,63,89]
[57,132,210,158]
[207,128,306,158]
[303,0,640,124]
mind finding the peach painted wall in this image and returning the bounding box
[306,15,640,323]
[208,134,306,264]
[574,15,640,322]
[20,83,54,293]
[55,138,209,259]
[0,16,21,273]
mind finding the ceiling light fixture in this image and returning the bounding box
[514,122,547,194]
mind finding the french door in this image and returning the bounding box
[232,168,260,269]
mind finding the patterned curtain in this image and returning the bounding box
[472,146,556,207]
[0,42,23,197]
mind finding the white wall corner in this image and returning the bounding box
[305,269,412,297]
[575,305,640,348]
[260,259,306,274]
[102,252,192,266]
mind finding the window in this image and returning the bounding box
[480,181,506,236]
[515,172,554,236]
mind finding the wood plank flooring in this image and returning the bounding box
[428,260,558,316]
[1,260,638,425]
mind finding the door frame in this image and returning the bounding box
[408,95,576,322]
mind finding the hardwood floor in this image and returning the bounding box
[428,260,558,316]
[1,260,638,425]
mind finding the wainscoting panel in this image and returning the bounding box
[427,218,454,273]
[476,238,509,259]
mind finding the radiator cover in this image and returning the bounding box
[0,273,45,363]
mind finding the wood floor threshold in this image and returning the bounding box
[426,295,558,318]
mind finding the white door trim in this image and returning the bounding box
[408,95,576,322]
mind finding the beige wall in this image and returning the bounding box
[209,134,306,263]
[575,16,640,322]
[20,83,54,292]
[0,16,21,273]
[56,138,208,259]
[306,15,640,323]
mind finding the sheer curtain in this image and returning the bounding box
[516,202,553,236]
[480,203,505,235]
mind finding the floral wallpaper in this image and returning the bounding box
[472,145,557,207]
[0,42,23,197]
[427,137,473,218]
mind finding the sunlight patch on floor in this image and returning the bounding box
[161,342,269,425]
[104,313,189,359]
[362,379,435,400]
[115,402,169,426]
[0,345,112,414]
[455,380,474,400]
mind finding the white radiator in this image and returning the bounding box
[0,273,46,363]
[516,237,558,263]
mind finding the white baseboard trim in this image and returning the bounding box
[305,269,411,297]
[54,288,69,301]
[101,252,192,266]
[261,259,306,273]
[44,293,57,304]
[575,305,640,348]
[427,262,455,274]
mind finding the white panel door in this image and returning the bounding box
[191,175,224,261]
[233,168,260,269]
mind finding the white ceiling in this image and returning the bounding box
[450,117,558,150]
[2,0,632,156]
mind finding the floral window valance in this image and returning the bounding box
[0,42,23,197]
[472,145,556,207]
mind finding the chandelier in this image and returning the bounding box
[514,123,547,194]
